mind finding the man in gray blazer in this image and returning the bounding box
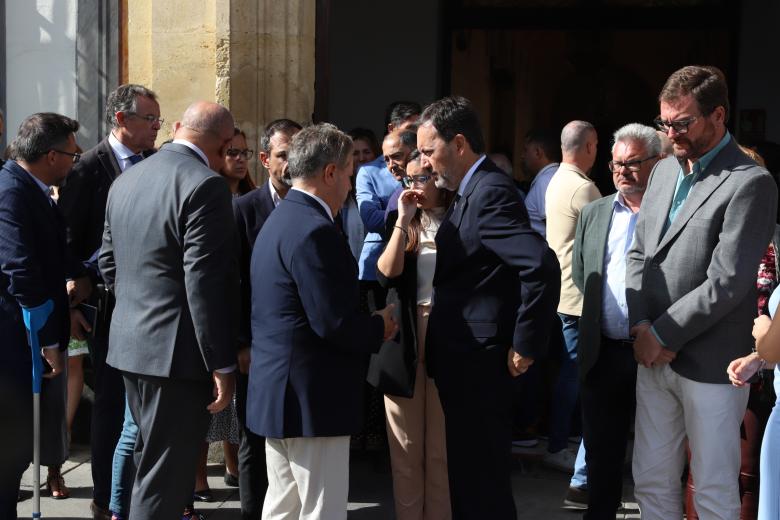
[625,66,778,520]
[99,101,238,520]
[572,123,660,518]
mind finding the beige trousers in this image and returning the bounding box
[384,304,451,520]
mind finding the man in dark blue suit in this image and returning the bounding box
[418,97,561,519]
[232,118,300,519]
[247,123,397,518]
[0,113,83,518]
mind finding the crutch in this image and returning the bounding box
[22,299,54,520]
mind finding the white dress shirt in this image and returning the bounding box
[291,187,333,221]
[269,178,283,208]
[171,139,209,168]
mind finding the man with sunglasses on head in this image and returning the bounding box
[57,83,161,520]
[571,123,660,519]
[626,65,778,520]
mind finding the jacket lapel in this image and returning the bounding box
[655,141,736,252]
[96,138,123,182]
[593,198,615,277]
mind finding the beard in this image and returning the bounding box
[672,120,717,162]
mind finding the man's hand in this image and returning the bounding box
[208,371,236,414]
[654,348,677,366]
[508,349,534,377]
[42,348,64,379]
[70,308,92,340]
[237,346,251,375]
[374,303,399,341]
[727,352,763,387]
[66,276,92,307]
[753,315,772,343]
[631,323,663,368]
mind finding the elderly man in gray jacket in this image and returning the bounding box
[626,66,777,520]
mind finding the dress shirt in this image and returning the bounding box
[525,162,560,237]
[291,187,334,221]
[172,139,209,168]
[356,156,401,280]
[457,155,487,197]
[268,178,283,207]
[601,194,638,340]
[416,208,444,305]
[108,132,142,172]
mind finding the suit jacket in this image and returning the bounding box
[426,158,560,373]
[247,189,384,438]
[99,143,239,381]
[0,161,72,367]
[233,182,276,344]
[625,137,778,383]
[58,137,153,262]
[571,195,624,380]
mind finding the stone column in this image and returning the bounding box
[126,0,316,181]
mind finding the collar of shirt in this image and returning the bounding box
[172,139,209,168]
[291,186,333,221]
[457,154,487,198]
[557,161,589,180]
[533,162,560,183]
[108,132,140,172]
[681,131,731,177]
[268,178,283,207]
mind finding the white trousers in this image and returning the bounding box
[632,364,749,520]
[262,436,350,520]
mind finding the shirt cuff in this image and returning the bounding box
[649,326,667,347]
[215,364,236,374]
[42,344,60,350]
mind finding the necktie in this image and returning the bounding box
[128,154,143,165]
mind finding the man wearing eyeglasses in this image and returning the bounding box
[57,83,160,519]
[571,123,660,519]
[0,112,86,518]
[626,65,778,520]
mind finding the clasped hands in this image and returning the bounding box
[630,322,676,368]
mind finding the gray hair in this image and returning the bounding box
[611,123,662,157]
[11,112,79,162]
[105,84,158,128]
[288,123,353,180]
[560,120,596,154]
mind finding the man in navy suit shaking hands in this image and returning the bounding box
[418,97,561,519]
[247,123,398,519]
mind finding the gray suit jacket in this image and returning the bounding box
[99,143,239,381]
[572,195,621,380]
[625,136,778,383]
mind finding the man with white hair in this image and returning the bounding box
[544,120,601,470]
[571,123,660,518]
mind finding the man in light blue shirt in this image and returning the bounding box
[571,123,661,516]
[522,129,562,237]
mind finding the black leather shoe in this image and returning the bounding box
[224,471,239,487]
[193,489,213,502]
[562,486,588,510]
[91,500,112,520]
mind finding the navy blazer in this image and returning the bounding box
[0,161,73,369]
[247,189,384,438]
[233,182,276,344]
[426,158,560,372]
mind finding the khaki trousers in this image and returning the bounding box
[384,304,451,520]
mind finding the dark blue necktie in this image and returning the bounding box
[128,154,143,165]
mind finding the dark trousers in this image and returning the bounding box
[581,339,637,520]
[235,371,268,520]
[0,369,32,519]
[123,372,212,520]
[89,336,126,509]
[433,346,516,520]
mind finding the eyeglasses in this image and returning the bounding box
[126,112,164,125]
[654,116,697,134]
[608,156,658,173]
[408,174,433,186]
[226,148,254,160]
[51,149,81,163]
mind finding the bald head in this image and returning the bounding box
[174,101,235,172]
[560,120,598,175]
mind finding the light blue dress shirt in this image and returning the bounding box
[601,194,639,340]
[525,162,560,237]
[355,155,400,281]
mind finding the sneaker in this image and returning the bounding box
[542,448,576,473]
[512,432,539,448]
[562,486,588,510]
